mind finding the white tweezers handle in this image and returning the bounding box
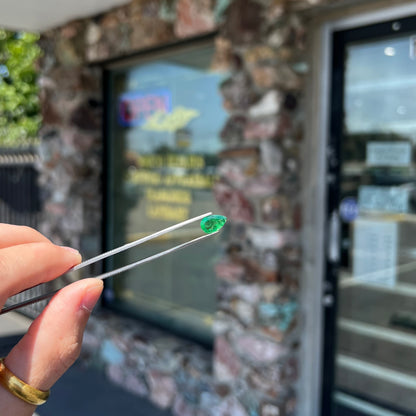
[94,231,217,281]
[0,212,217,315]
[71,211,213,272]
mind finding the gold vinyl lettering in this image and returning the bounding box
[138,154,205,169]
[146,204,190,222]
[166,154,205,169]
[163,173,217,189]
[125,152,217,223]
[127,169,217,190]
[145,188,192,204]
[138,155,165,169]
[127,170,162,185]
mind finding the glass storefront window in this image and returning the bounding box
[104,41,228,344]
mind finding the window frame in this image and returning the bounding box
[101,33,222,346]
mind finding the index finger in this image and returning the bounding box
[0,224,50,249]
[0,242,82,307]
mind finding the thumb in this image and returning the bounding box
[1,279,103,412]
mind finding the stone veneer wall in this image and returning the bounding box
[36,0,331,414]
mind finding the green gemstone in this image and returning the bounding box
[200,215,227,234]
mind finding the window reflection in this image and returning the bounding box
[106,43,228,343]
[336,33,416,415]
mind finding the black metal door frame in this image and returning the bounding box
[321,13,416,416]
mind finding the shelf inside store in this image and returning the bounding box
[339,270,416,329]
[337,270,416,414]
[336,351,416,415]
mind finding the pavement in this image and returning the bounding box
[0,312,172,416]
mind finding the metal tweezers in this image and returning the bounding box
[0,212,219,315]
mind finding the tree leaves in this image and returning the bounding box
[0,29,41,147]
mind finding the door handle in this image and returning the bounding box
[328,210,340,263]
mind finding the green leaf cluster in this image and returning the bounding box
[0,29,42,147]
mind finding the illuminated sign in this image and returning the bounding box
[142,107,200,132]
[118,88,172,127]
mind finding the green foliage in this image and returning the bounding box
[0,29,41,147]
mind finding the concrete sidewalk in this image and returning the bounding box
[0,312,172,416]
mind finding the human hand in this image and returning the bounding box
[0,224,103,415]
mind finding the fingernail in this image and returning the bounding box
[61,246,82,261]
[81,280,103,312]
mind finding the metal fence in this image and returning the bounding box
[0,148,46,317]
[0,149,41,228]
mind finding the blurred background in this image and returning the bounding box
[3,1,416,416]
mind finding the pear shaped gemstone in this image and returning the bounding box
[200,215,227,234]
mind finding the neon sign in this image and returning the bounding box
[142,107,200,132]
[118,88,172,127]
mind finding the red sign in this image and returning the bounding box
[118,89,172,127]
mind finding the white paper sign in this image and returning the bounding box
[353,218,397,287]
[366,142,411,167]
[358,185,409,213]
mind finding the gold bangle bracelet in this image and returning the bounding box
[0,358,50,406]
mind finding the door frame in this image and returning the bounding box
[300,2,416,415]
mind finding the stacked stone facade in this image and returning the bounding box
[36,0,332,414]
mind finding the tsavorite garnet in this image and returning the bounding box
[200,215,227,234]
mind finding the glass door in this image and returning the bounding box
[327,16,416,416]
